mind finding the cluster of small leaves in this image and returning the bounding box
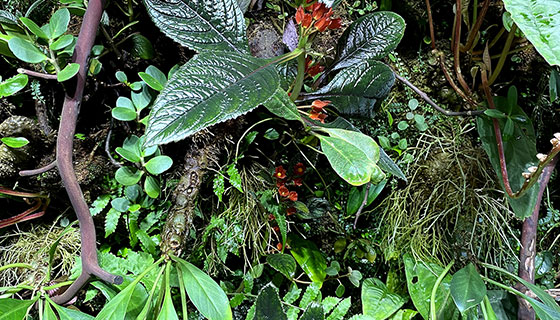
[4,8,80,81]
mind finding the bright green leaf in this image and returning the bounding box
[289,234,327,285]
[138,72,163,91]
[57,63,80,82]
[1,136,29,148]
[0,297,36,320]
[49,8,70,39]
[8,37,48,63]
[0,74,28,97]
[19,17,48,39]
[50,34,73,50]
[144,155,172,175]
[144,175,160,198]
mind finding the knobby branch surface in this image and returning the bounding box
[517,155,559,320]
[17,0,123,304]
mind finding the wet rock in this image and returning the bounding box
[248,22,284,58]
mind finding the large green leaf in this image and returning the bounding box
[362,278,406,319]
[316,128,385,186]
[450,264,486,313]
[306,60,395,118]
[49,300,95,320]
[0,74,28,97]
[403,254,459,320]
[143,0,248,53]
[476,99,539,218]
[333,12,405,70]
[0,297,36,320]
[267,254,297,280]
[288,234,327,285]
[503,0,560,65]
[173,256,232,320]
[145,51,293,146]
[254,286,287,320]
[8,37,48,63]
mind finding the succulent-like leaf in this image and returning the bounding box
[503,0,560,65]
[143,0,248,53]
[145,51,293,146]
[306,60,394,118]
[334,12,405,70]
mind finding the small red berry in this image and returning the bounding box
[277,243,283,250]
[273,226,280,232]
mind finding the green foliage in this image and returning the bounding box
[144,0,248,53]
[267,254,297,280]
[450,264,486,313]
[503,0,560,65]
[144,51,297,146]
[0,74,28,98]
[288,234,327,285]
[333,12,406,70]
[1,136,29,148]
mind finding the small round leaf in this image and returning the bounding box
[144,155,172,175]
[144,175,160,198]
[115,166,143,186]
[8,38,48,63]
[57,63,80,82]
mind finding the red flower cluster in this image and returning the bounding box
[309,100,330,123]
[305,57,324,77]
[274,162,306,203]
[295,2,341,32]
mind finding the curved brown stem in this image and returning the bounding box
[461,0,490,53]
[19,161,57,176]
[453,0,472,96]
[51,0,122,304]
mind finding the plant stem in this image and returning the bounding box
[0,263,33,273]
[453,0,472,95]
[462,0,489,53]
[430,261,454,320]
[489,24,517,85]
[50,0,123,304]
[291,51,306,102]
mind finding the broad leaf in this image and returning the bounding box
[450,264,486,312]
[0,74,28,97]
[19,17,48,39]
[403,254,459,320]
[49,300,95,320]
[333,12,405,70]
[173,256,232,320]
[115,167,143,186]
[317,128,384,186]
[50,34,74,51]
[8,37,48,63]
[145,51,290,146]
[362,278,406,319]
[306,60,395,118]
[289,234,327,285]
[503,0,560,65]
[144,155,172,175]
[255,286,287,320]
[49,8,70,39]
[143,0,248,53]
[266,254,297,279]
[476,99,539,218]
[0,297,36,320]
[57,63,80,82]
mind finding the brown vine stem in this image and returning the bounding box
[453,0,472,96]
[47,0,122,304]
[461,0,490,53]
[17,68,58,80]
[394,71,483,116]
[517,155,558,320]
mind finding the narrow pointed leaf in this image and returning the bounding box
[145,51,288,146]
[144,0,248,53]
[173,256,232,320]
[334,12,405,70]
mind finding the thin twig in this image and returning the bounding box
[394,71,483,116]
[353,183,370,229]
[453,0,472,95]
[17,68,57,80]
[461,0,490,52]
[105,118,122,168]
[19,161,57,177]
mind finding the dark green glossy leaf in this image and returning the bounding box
[144,0,248,53]
[333,12,405,70]
[50,34,73,51]
[379,147,406,182]
[503,0,560,65]
[8,37,48,63]
[361,278,406,319]
[308,60,394,118]
[115,166,143,186]
[57,63,80,82]
[1,137,29,148]
[289,234,326,284]
[476,100,538,218]
[403,254,459,320]
[145,51,289,146]
[48,8,70,39]
[144,175,160,198]
[266,254,296,279]
[144,155,172,175]
[450,264,486,312]
[104,208,121,237]
[129,34,154,60]
[483,109,507,119]
[0,74,28,97]
[173,256,232,320]
[255,286,287,320]
[19,17,48,39]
